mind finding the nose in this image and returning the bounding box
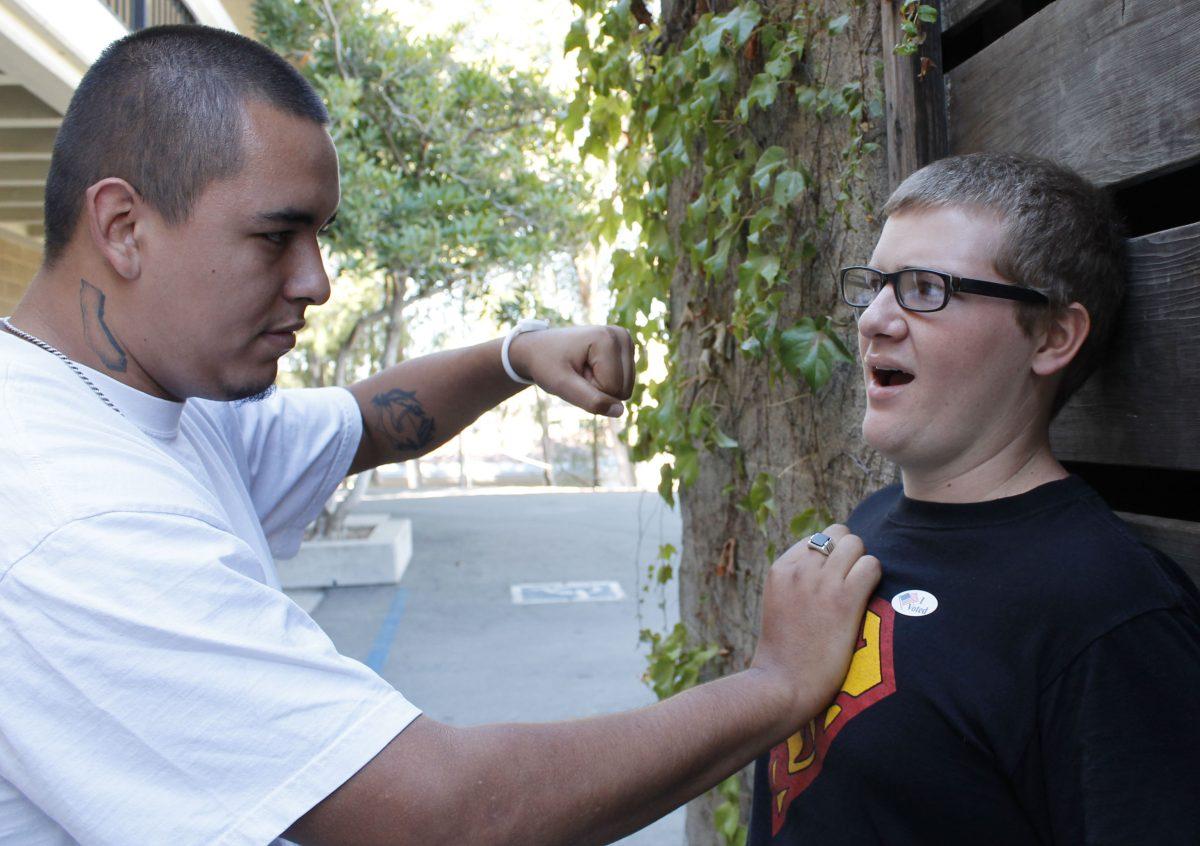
[286,237,332,306]
[856,279,908,343]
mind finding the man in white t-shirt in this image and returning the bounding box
[0,24,880,846]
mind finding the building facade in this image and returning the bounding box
[0,0,253,313]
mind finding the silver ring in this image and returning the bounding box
[807,532,836,557]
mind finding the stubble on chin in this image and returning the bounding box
[230,383,278,405]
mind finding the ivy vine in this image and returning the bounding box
[564,0,873,516]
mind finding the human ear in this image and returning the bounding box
[1032,302,1090,377]
[84,178,143,280]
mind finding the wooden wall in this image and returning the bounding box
[0,229,39,316]
[884,0,1199,583]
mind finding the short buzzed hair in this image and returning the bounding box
[43,24,329,264]
[884,153,1126,413]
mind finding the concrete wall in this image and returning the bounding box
[0,228,40,315]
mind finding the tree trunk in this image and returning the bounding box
[535,388,557,486]
[655,2,894,842]
[607,417,636,487]
[457,433,470,489]
[405,459,423,489]
[325,283,411,537]
[592,416,600,488]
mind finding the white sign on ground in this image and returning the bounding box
[510,580,625,605]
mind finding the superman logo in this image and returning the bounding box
[768,596,896,834]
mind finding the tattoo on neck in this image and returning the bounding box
[79,279,128,373]
[372,388,435,454]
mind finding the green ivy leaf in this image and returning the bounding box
[764,52,793,79]
[564,16,589,54]
[714,800,741,838]
[746,73,779,110]
[917,4,939,23]
[675,447,700,486]
[658,463,675,506]
[737,252,780,285]
[752,146,788,193]
[718,4,763,48]
[736,472,777,527]
[702,234,733,277]
[827,13,850,33]
[773,169,807,206]
[778,317,854,390]
[712,428,739,449]
[561,91,589,137]
[788,508,823,538]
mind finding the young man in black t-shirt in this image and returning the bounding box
[749,154,1200,845]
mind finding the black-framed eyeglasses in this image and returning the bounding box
[839,266,1050,313]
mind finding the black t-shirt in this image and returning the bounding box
[749,476,1200,845]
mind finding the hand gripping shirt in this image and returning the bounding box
[0,331,421,845]
[749,477,1200,845]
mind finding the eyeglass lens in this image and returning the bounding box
[843,269,946,311]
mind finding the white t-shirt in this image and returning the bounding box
[0,331,421,845]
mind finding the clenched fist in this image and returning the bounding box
[506,325,635,417]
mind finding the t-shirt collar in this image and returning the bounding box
[75,361,185,439]
[889,475,1092,528]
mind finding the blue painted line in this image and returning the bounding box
[365,587,407,673]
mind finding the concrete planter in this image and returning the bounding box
[276,513,412,589]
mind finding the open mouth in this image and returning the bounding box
[872,367,915,387]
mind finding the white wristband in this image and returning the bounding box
[501,318,550,385]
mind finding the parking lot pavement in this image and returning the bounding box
[312,488,685,845]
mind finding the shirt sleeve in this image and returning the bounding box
[1038,606,1200,845]
[225,386,363,558]
[0,510,420,846]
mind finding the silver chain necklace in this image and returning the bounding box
[0,316,125,417]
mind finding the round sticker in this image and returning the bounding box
[891,589,938,617]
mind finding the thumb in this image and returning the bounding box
[552,371,625,417]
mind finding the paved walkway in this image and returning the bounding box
[310,488,685,845]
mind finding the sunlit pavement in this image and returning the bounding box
[310,488,686,845]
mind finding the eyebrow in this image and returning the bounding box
[254,208,338,228]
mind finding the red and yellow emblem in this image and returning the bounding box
[768,596,896,834]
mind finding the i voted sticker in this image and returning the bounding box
[891,589,938,617]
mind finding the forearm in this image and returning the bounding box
[291,668,798,846]
[453,669,794,846]
[347,339,520,474]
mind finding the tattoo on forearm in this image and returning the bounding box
[371,388,436,454]
[79,279,128,373]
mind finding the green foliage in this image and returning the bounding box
[736,472,777,528]
[778,317,854,391]
[788,506,830,539]
[639,622,722,700]
[564,0,877,516]
[638,545,721,700]
[255,0,590,383]
[715,773,749,846]
[894,0,940,55]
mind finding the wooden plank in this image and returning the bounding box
[1118,512,1200,588]
[881,0,949,191]
[941,0,1003,31]
[0,186,42,203]
[947,0,1200,188]
[0,87,61,121]
[0,160,48,183]
[0,127,58,155]
[1051,222,1200,469]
